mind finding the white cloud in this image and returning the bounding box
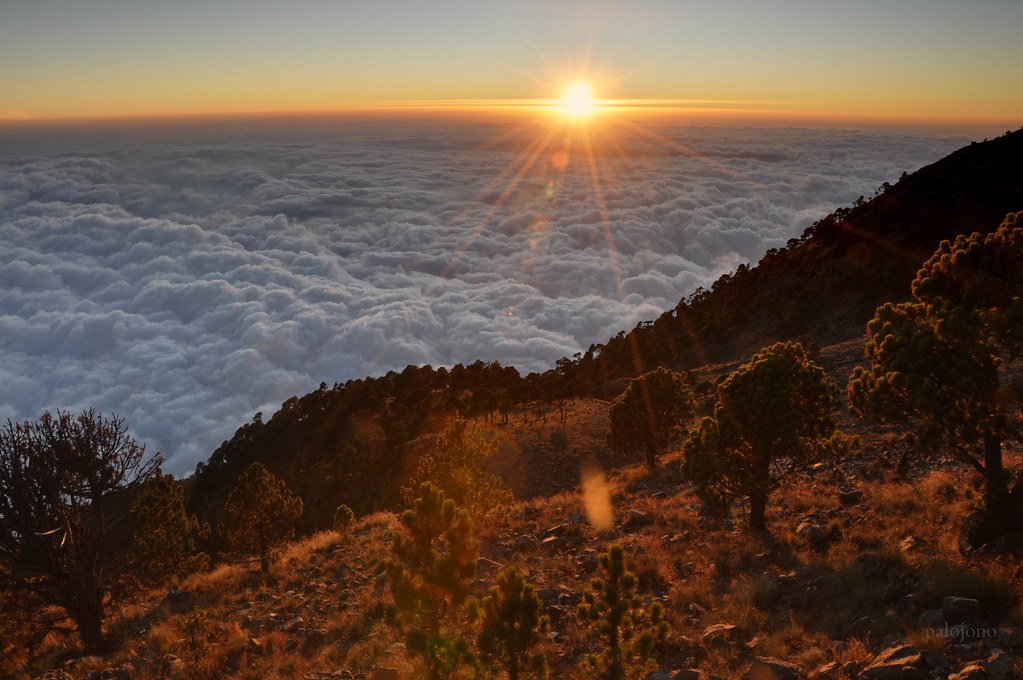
[0,121,966,474]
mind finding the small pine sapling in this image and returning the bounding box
[219,462,303,573]
[333,504,356,540]
[577,545,668,680]
[478,565,550,680]
[131,472,209,587]
[386,482,479,680]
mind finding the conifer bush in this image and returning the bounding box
[682,341,841,531]
[220,462,303,573]
[607,367,697,469]
[131,472,209,586]
[478,565,549,680]
[577,545,668,680]
[401,419,512,521]
[386,482,479,680]
[333,503,356,540]
[849,212,1023,547]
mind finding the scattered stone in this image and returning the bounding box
[796,522,828,546]
[985,648,1011,680]
[368,668,399,680]
[921,649,951,675]
[918,608,945,629]
[283,639,298,652]
[949,662,988,680]
[742,656,803,680]
[304,672,355,680]
[809,661,840,678]
[622,509,653,530]
[281,616,304,632]
[838,488,864,504]
[943,596,983,626]
[669,671,701,680]
[861,645,924,680]
[900,535,927,554]
[701,623,740,649]
[248,637,264,655]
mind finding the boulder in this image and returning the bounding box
[742,657,804,680]
[943,596,983,626]
[949,662,988,680]
[838,488,864,504]
[796,522,828,546]
[701,623,741,649]
[985,648,1011,680]
[861,645,924,680]
[918,608,946,630]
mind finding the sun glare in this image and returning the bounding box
[559,82,597,119]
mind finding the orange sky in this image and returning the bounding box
[1,1,1021,127]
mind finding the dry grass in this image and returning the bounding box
[7,436,1023,679]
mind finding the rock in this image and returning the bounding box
[943,597,983,626]
[838,488,864,504]
[248,637,264,655]
[921,649,951,674]
[809,661,840,678]
[702,623,740,649]
[918,608,946,629]
[861,645,924,680]
[985,648,1011,680]
[669,671,701,680]
[796,522,828,546]
[368,669,399,680]
[281,616,304,632]
[742,657,804,680]
[904,535,928,552]
[949,662,988,680]
[995,627,1023,649]
[622,509,653,530]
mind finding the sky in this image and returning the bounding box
[1,0,1021,125]
[0,0,1020,473]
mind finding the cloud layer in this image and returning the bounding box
[0,120,966,473]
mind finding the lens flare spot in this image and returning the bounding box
[551,150,569,169]
[581,461,613,531]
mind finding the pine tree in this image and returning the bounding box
[332,504,356,540]
[849,212,1023,547]
[577,545,668,680]
[220,463,303,573]
[131,472,209,587]
[607,368,697,469]
[386,482,478,680]
[682,341,841,531]
[478,566,549,680]
[401,419,512,521]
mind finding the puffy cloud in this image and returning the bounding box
[0,120,966,473]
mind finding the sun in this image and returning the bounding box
[559,81,598,119]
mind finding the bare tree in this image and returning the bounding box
[0,409,161,652]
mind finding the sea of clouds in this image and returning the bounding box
[0,119,967,473]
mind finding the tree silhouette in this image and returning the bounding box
[386,482,478,680]
[682,341,839,531]
[478,565,549,680]
[219,463,302,572]
[131,472,209,587]
[332,504,356,540]
[849,212,1023,547]
[0,409,161,653]
[401,419,512,521]
[607,367,697,469]
[577,545,668,680]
